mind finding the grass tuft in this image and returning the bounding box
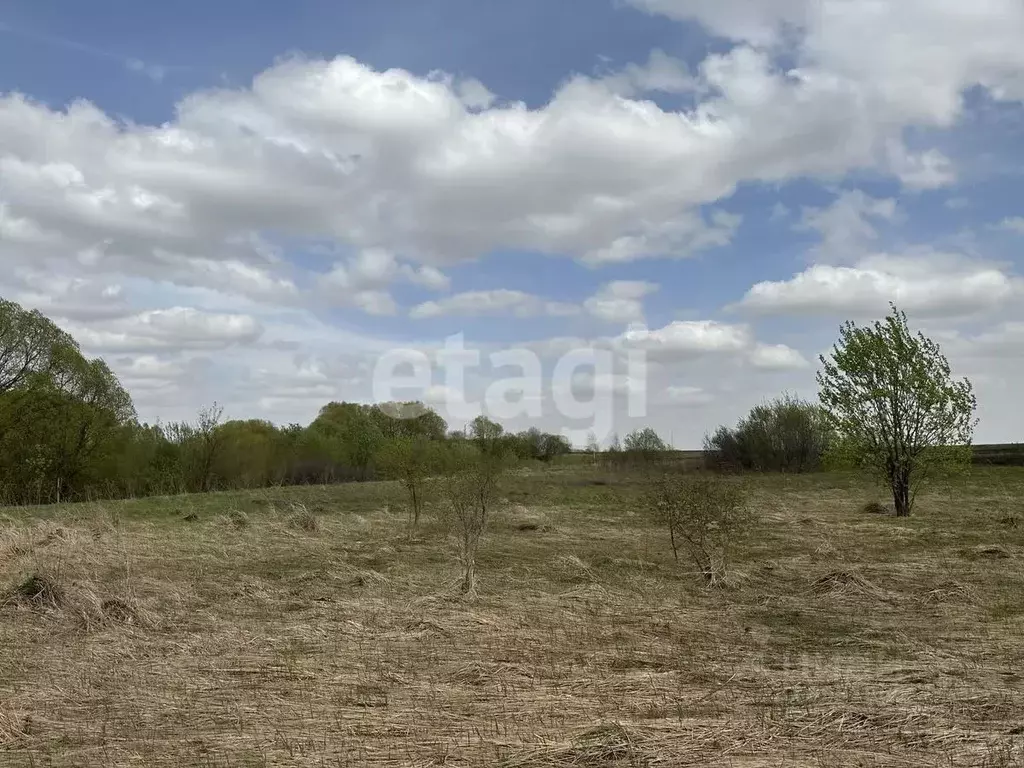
[861,501,889,515]
[7,571,66,609]
[286,503,320,533]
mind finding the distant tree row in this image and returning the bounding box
[0,299,577,506]
[1,298,978,518]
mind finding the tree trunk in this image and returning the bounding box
[892,470,911,517]
[461,556,477,596]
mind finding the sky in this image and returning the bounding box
[2,0,1024,447]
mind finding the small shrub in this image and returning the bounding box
[437,445,509,596]
[642,473,755,586]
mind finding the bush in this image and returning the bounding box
[642,473,755,586]
[704,393,831,473]
[437,444,510,596]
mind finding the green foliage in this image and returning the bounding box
[502,427,573,463]
[308,402,383,481]
[705,393,832,472]
[624,427,668,456]
[0,296,471,505]
[0,298,80,393]
[0,314,136,504]
[602,427,668,469]
[371,401,447,441]
[642,473,754,586]
[817,304,978,516]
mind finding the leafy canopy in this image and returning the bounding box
[816,304,977,516]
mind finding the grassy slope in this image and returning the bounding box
[1,466,1024,766]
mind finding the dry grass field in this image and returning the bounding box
[2,465,1024,767]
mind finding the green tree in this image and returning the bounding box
[0,299,80,393]
[167,403,227,493]
[309,402,384,480]
[817,304,977,517]
[371,401,447,441]
[624,426,668,463]
[214,419,291,489]
[0,350,136,503]
[468,415,504,455]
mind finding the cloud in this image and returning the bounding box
[126,58,167,83]
[409,290,579,319]
[666,385,715,406]
[583,280,659,323]
[581,210,741,265]
[325,248,448,292]
[737,252,1018,318]
[64,307,264,353]
[4,10,1016,294]
[886,145,956,190]
[602,49,697,96]
[627,1,1024,108]
[997,216,1024,234]
[618,320,752,357]
[322,248,450,315]
[566,371,647,398]
[749,343,810,371]
[797,190,897,263]
[616,319,809,376]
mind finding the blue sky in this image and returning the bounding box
[2,0,1024,446]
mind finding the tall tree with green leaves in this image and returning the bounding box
[624,426,668,462]
[0,348,136,503]
[0,299,80,393]
[817,304,977,517]
[309,402,384,480]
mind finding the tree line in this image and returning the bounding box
[2,298,978,517]
[0,299,575,506]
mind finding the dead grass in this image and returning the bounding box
[1,467,1024,766]
[286,503,320,533]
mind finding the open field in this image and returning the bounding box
[2,466,1024,766]
[565,444,1024,468]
